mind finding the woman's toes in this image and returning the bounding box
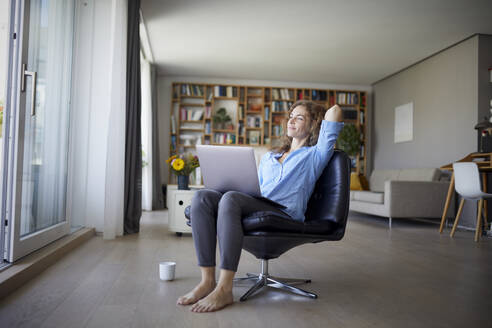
[190,302,199,312]
[177,295,187,304]
[177,295,191,305]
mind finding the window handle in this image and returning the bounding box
[21,63,37,116]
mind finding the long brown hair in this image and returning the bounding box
[270,100,326,154]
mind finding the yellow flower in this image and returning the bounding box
[172,158,185,171]
[166,155,177,164]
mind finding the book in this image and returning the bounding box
[264,106,270,120]
[238,105,244,120]
[240,88,245,102]
[297,90,303,100]
[272,101,292,112]
[213,132,236,144]
[342,107,357,120]
[247,115,262,128]
[272,89,278,100]
[192,109,203,121]
[249,131,260,145]
[173,85,179,99]
[171,115,176,134]
[238,122,244,136]
[171,135,177,150]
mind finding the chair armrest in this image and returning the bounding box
[384,180,454,218]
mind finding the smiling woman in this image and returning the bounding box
[271,100,341,157]
[178,100,343,313]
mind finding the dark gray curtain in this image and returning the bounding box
[124,0,142,234]
[151,65,165,209]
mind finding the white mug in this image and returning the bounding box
[159,261,176,281]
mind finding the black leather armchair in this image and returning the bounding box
[184,150,351,301]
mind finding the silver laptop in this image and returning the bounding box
[196,145,286,209]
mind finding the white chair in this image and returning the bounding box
[451,162,492,242]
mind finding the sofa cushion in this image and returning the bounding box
[397,168,440,182]
[369,169,399,192]
[352,191,384,204]
[369,168,441,192]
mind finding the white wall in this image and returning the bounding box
[372,36,478,170]
[372,35,482,228]
[157,75,372,186]
[0,0,10,104]
[70,0,126,237]
[478,35,492,144]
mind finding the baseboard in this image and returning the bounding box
[0,227,95,300]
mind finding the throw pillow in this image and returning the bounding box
[350,173,370,191]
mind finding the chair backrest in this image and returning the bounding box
[452,162,482,199]
[305,150,351,229]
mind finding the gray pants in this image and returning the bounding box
[191,189,292,272]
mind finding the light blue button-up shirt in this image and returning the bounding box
[258,120,344,222]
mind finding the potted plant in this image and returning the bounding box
[212,107,232,130]
[337,123,368,190]
[337,123,361,166]
[166,153,200,190]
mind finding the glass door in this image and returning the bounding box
[3,0,75,262]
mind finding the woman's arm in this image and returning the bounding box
[312,105,344,174]
[324,104,342,122]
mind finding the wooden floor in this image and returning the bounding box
[0,210,491,328]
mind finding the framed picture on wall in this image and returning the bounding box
[394,102,413,143]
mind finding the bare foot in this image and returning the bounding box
[190,286,233,313]
[177,280,216,305]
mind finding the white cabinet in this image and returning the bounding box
[167,186,203,235]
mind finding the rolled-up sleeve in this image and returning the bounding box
[258,157,264,186]
[312,120,344,175]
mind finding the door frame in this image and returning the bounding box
[1,0,22,262]
[3,0,75,262]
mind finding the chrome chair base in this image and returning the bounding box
[234,260,317,301]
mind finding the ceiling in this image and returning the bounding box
[140,0,492,85]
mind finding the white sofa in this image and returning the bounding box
[349,168,454,227]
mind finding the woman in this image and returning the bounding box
[177,100,343,312]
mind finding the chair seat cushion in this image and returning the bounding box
[242,211,338,235]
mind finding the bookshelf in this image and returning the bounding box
[170,82,368,183]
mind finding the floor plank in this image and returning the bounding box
[0,210,490,328]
